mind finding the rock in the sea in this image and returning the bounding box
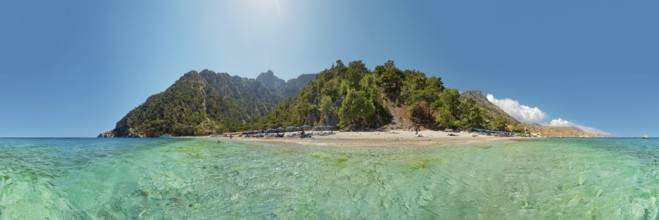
[97,131,115,138]
[97,131,142,138]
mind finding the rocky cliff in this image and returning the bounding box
[257,71,318,98]
[255,70,285,92]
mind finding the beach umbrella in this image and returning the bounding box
[312,126,321,131]
[266,128,275,133]
[301,125,312,131]
[276,127,285,132]
[326,125,336,131]
[286,126,297,131]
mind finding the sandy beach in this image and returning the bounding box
[213,130,524,147]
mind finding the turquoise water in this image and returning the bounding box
[0,138,657,219]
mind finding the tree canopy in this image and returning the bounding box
[255,60,519,131]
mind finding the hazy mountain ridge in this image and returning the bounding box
[256,70,318,99]
[276,74,318,98]
[525,123,605,138]
[255,70,285,92]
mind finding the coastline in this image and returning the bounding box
[198,130,526,147]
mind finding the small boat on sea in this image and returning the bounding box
[160,134,173,138]
[642,135,649,139]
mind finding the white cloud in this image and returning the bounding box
[486,94,547,123]
[486,93,608,135]
[549,118,573,127]
[550,118,608,135]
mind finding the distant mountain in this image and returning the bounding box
[256,70,285,91]
[525,123,605,137]
[256,71,317,99]
[276,74,318,98]
[100,69,311,137]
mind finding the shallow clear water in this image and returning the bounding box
[0,138,657,219]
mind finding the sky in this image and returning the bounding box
[1,0,657,137]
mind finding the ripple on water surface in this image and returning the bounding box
[0,138,658,219]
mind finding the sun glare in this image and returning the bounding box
[244,0,282,20]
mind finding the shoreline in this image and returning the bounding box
[197,130,527,148]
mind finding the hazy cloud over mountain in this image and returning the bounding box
[486,94,547,123]
[550,118,608,135]
[486,93,607,135]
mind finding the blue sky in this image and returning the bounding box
[1,0,657,137]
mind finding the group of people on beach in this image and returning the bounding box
[217,130,317,143]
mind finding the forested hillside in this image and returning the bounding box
[254,60,526,132]
[100,70,313,137]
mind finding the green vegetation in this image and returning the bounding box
[109,70,307,137]
[254,60,521,131]
[104,60,526,137]
[254,60,391,130]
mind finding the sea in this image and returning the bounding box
[0,138,657,219]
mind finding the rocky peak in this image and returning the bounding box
[256,70,285,91]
